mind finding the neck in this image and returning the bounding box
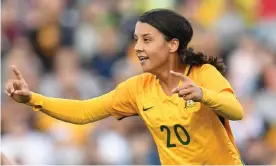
[154,54,186,95]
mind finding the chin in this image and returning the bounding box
[141,68,149,73]
[141,65,152,72]
[140,61,158,74]
[141,67,155,74]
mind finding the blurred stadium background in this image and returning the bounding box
[1,0,276,164]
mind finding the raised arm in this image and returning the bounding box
[5,65,139,124]
[5,65,112,124]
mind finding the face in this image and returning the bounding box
[133,21,171,73]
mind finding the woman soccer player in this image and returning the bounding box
[5,9,244,165]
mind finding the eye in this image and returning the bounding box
[144,38,151,43]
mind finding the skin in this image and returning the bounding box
[5,22,203,108]
[1,153,15,165]
[133,21,203,100]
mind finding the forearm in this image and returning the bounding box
[27,92,111,125]
[201,88,244,120]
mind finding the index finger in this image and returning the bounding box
[11,65,25,81]
[170,70,189,81]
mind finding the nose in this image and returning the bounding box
[134,40,143,52]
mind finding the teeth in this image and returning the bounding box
[139,57,148,61]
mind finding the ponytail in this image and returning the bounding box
[179,47,226,74]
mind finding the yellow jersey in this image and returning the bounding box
[106,64,243,165]
[29,64,243,165]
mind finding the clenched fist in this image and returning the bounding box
[5,65,32,103]
[170,70,203,102]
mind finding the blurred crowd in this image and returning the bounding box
[1,0,276,165]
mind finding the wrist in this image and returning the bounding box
[26,92,33,106]
[199,87,209,105]
[26,92,41,106]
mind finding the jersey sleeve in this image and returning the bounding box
[199,64,244,120]
[28,76,140,124]
[105,76,140,120]
[29,92,112,125]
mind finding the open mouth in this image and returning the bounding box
[138,56,149,63]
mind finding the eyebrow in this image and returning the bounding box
[133,33,152,38]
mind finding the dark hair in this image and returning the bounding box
[138,9,226,74]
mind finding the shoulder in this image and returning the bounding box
[191,64,218,73]
[121,73,156,92]
[194,64,232,91]
[200,64,219,72]
[189,64,227,87]
[190,64,222,79]
[124,73,156,85]
[189,64,220,78]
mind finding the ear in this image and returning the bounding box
[168,38,179,53]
